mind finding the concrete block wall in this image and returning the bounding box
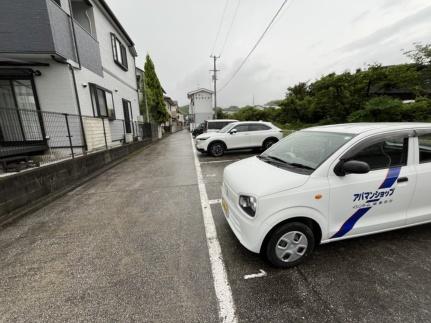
[0,140,152,220]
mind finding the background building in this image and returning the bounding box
[187,88,213,130]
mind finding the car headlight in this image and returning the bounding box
[239,195,257,217]
[197,137,210,141]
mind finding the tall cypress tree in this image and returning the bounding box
[143,55,169,124]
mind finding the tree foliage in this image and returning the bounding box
[229,44,431,128]
[143,55,169,124]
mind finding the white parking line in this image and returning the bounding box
[190,134,237,323]
[200,159,240,164]
[209,199,222,205]
[244,269,267,280]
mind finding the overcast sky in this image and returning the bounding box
[106,0,431,107]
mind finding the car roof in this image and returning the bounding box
[305,122,431,135]
[206,119,238,122]
[232,121,273,125]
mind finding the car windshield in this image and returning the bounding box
[261,131,354,172]
[219,123,237,133]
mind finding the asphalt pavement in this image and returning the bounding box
[1,130,430,322]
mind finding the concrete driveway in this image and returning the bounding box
[1,130,430,322]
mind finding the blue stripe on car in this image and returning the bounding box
[331,167,401,239]
[379,167,401,189]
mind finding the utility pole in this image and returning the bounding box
[210,55,220,119]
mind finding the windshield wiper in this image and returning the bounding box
[258,155,287,164]
[259,155,315,171]
[285,162,315,171]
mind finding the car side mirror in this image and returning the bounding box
[229,129,237,135]
[335,160,370,176]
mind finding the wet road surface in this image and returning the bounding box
[1,130,430,322]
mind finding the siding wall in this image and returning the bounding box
[47,0,77,61]
[0,0,54,54]
[74,23,103,75]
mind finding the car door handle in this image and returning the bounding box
[397,177,408,183]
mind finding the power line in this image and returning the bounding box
[211,0,230,56]
[219,0,241,57]
[219,0,290,92]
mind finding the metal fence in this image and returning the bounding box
[0,107,158,170]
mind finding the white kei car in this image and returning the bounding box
[195,121,283,157]
[221,123,431,268]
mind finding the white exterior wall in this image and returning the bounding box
[74,0,140,121]
[189,90,213,129]
[33,58,79,115]
[190,91,213,115]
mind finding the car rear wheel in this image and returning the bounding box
[265,222,315,268]
[209,142,225,157]
[263,138,278,151]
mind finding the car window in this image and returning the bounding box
[262,131,354,171]
[233,125,249,132]
[249,124,271,131]
[219,123,236,133]
[208,122,227,130]
[418,133,431,163]
[348,136,408,170]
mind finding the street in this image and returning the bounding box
[1,130,431,322]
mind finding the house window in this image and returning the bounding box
[89,84,115,119]
[122,99,133,134]
[111,33,128,70]
[0,78,44,143]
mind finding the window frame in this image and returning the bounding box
[340,131,413,172]
[110,33,128,71]
[89,83,116,120]
[416,130,431,164]
[233,124,250,133]
[122,99,133,134]
[0,73,46,144]
[249,123,271,131]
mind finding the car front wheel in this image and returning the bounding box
[265,222,315,268]
[209,142,225,157]
[263,138,278,151]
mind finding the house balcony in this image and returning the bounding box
[0,0,102,75]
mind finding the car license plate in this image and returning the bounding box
[222,198,229,217]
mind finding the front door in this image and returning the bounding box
[226,124,251,149]
[328,132,416,239]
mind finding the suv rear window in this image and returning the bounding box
[249,124,271,131]
[207,121,231,130]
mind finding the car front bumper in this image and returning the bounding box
[221,182,261,253]
[195,139,208,152]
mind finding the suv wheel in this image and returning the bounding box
[209,142,225,157]
[263,138,277,151]
[265,222,315,268]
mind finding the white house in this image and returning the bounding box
[187,88,214,130]
[0,0,142,160]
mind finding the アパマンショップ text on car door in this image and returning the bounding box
[328,131,416,239]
